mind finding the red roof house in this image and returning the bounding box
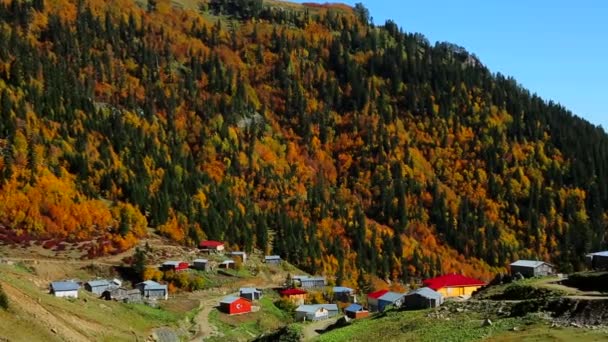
[423,274,486,298]
[219,296,252,315]
[199,240,225,252]
[367,289,389,312]
[161,261,190,272]
[280,288,308,305]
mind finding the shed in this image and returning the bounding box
[332,286,354,301]
[264,255,281,264]
[199,240,225,253]
[320,304,339,317]
[84,279,111,295]
[344,303,370,319]
[367,289,389,312]
[377,292,405,312]
[50,281,79,298]
[510,260,555,278]
[218,259,235,269]
[587,251,608,270]
[229,251,247,263]
[192,259,209,271]
[280,288,308,305]
[136,280,168,300]
[403,287,444,310]
[294,276,326,288]
[220,296,252,315]
[240,287,262,301]
[423,274,486,298]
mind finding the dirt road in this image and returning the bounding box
[301,316,340,341]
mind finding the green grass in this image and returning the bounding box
[316,309,608,342]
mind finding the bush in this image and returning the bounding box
[0,284,8,310]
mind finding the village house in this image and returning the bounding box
[280,288,308,305]
[192,259,209,271]
[295,304,339,321]
[101,288,142,303]
[423,274,486,298]
[110,279,122,288]
[344,303,370,319]
[403,287,444,310]
[50,281,79,298]
[377,291,405,312]
[84,279,111,295]
[161,261,190,272]
[229,251,247,263]
[367,289,389,312]
[510,260,555,278]
[136,280,168,300]
[587,251,608,270]
[264,255,282,264]
[293,275,326,288]
[218,259,236,269]
[199,240,225,253]
[239,287,262,301]
[332,286,354,301]
[219,296,252,315]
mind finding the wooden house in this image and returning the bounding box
[161,261,190,272]
[510,260,555,278]
[220,296,252,315]
[218,259,235,269]
[264,255,282,264]
[377,292,405,312]
[295,304,338,321]
[332,286,354,301]
[587,251,608,270]
[423,274,486,298]
[293,276,326,288]
[239,287,262,301]
[229,251,247,263]
[136,280,168,300]
[344,303,369,319]
[192,259,209,271]
[84,279,111,295]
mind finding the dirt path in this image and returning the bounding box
[1,257,118,267]
[189,296,224,341]
[301,316,340,341]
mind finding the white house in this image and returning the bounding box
[50,281,80,298]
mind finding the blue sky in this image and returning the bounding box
[292,0,608,130]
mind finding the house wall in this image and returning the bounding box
[403,294,440,310]
[86,285,110,295]
[193,262,207,271]
[535,264,554,276]
[437,285,482,298]
[145,289,168,300]
[284,294,305,305]
[347,310,370,319]
[368,298,380,312]
[378,298,402,312]
[511,265,535,278]
[593,255,608,270]
[53,290,78,298]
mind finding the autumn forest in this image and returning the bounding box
[0,0,607,288]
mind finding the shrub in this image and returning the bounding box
[0,284,8,310]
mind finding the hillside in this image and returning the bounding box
[1,0,608,288]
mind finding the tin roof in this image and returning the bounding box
[51,281,80,292]
[332,286,354,293]
[265,255,281,260]
[240,287,261,294]
[220,296,249,304]
[423,274,486,290]
[367,289,389,299]
[193,259,208,263]
[406,287,443,300]
[345,303,364,312]
[510,260,553,268]
[378,291,405,303]
[86,279,110,287]
[199,240,224,248]
[220,259,235,264]
[280,288,308,296]
[163,261,181,266]
[589,251,608,257]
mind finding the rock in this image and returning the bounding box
[51,328,58,334]
[482,319,493,327]
[570,322,581,328]
[456,308,464,313]
[511,327,520,331]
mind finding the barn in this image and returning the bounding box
[344,303,369,319]
[510,260,555,278]
[50,281,79,298]
[367,289,389,312]
[84,279,111,295]
[136,280,168,300]
[423,274,486,298]
[219,296,252,315]
[403,287,443,310]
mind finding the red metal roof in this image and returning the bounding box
[280,288,308,296]
[367,289,389,299]
[423,274,486,290]
[199,240,224,248]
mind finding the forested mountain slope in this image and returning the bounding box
[1,0,607,286]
